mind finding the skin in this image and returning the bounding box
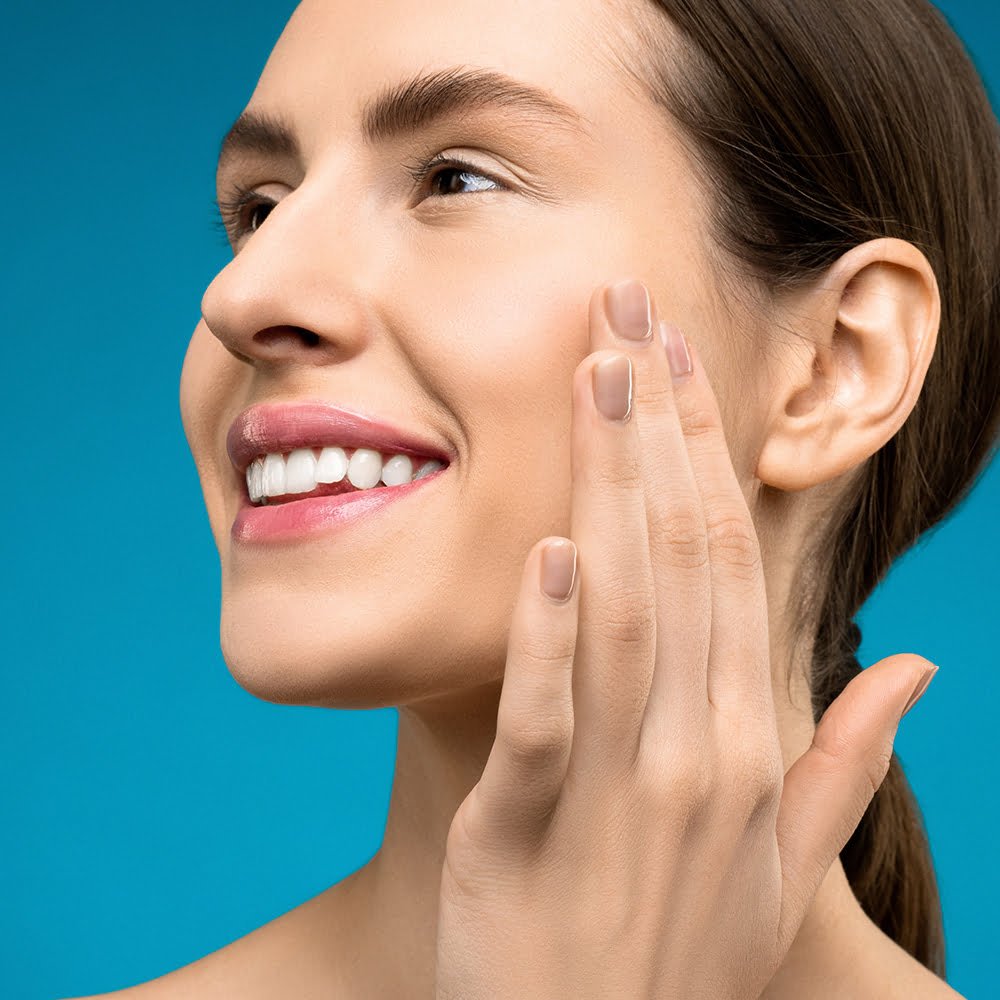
[68,0,966,996]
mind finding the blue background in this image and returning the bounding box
[2,3,997,997]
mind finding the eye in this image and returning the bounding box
[213,154,507,245]
[406,153,507,199]
[214,184,277,245]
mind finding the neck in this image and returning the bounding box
[339,680,505,996]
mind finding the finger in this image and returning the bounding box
[591,284,712,752]
[584,282,713,754]
[566,339,658,777]
[468,537,580,851]
[774,654,938,951]
[660,327,772,723]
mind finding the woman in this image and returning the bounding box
[74,0,998,996]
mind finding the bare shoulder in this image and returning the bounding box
[892,958,967,1000]
[764,898,969,1000]
[868,927,967,1000]
[57,875,363,1000]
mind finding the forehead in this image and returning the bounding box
[247,0,652,155]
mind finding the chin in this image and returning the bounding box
[219,620,407,709]
[217,598,502,712]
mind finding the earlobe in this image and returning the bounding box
[756,238,940,493]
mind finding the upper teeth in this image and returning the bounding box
[247,447,445,504]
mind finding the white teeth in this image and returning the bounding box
[248,459,264,503]
[413,459,445,480]
[347,448,383,489]
[380,454,413,487]
[261,453,286,497]
[246,447,447,503]
[315,446,348,484]
[285,448,318,493]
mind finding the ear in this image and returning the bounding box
[756,238,940,493]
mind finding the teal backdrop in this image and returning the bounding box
[2,3,997,997]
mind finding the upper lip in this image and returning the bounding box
[226,401,455,475]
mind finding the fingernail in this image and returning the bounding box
[659,321,693,379]
[592,354,633,422]
[605,280,652,342]
[540,539,577,603]
[902,663,939,717]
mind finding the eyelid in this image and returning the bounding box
[214,150,515,245]
[214,183,276,245]
[402,151,510,191]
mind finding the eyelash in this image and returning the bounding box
[213,153,506,244]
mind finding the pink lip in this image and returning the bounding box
[226,400,455,475]
[226,400,453,544]
[231,467,447,544]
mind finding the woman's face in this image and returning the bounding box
[180,0,767,709]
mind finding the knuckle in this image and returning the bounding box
[654,506,711,572]
[590,448,643,492]
[498,713,574,771]
[677,399,719,441]
[861,745,894,799]
[705,508,761,577]
[657,757,715,815]
[730,741,785,812]
[815,711,855,761]
[814,717,893,803]
[681,770,715,816]
[635,378,675,414]
[511,629,575,668]
[594,586,656,647]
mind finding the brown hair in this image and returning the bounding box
[623,0,1000,977]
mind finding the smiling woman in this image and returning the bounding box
[64,0,998,996]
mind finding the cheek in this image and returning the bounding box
[180,321,223,451]
[388,236,613,620]
[388,208,663,542]
[389,212,610,431]
[179,321,246,535]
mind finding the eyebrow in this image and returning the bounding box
[216,66,592,173]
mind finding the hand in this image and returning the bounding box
[433,279,937,1000]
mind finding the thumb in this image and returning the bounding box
[774,653,938,950]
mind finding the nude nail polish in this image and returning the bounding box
[592,355,633,421]
[606,280,652,341]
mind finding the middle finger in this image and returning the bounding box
[566,280,710,783]
[587,280,713,752]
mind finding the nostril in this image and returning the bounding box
[253,326,321,350]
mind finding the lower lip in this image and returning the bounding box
[231,468,446,544]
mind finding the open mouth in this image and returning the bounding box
[231,454,449,544]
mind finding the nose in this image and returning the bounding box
[200,179,372,368]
